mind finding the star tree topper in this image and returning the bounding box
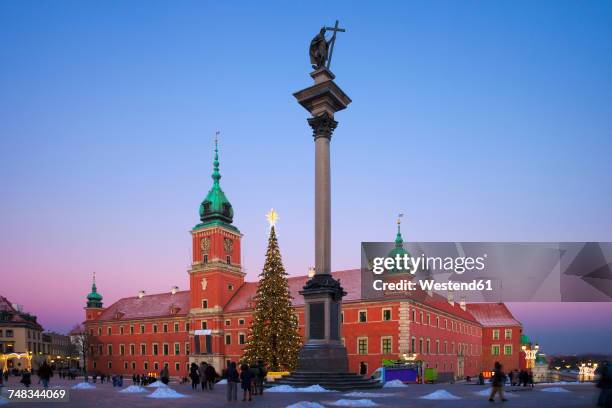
[266,208,279,227]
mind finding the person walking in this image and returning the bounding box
[489,362,508,402]
[205,363,217,390]
[226,362,239,402]
[160,366,169,385]
[255,360,267,396]
[20,370,32,388]
[37,362,52,389]
[199,362,208,391]
[249,363,260,395]
[240,363,253,402]
[189,362,200,390]
[596,360,612,407]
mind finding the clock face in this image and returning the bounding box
[200,237,211,252]
[224,238,233,254]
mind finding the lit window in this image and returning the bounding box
[504,329,512,340]
[491,345,500,356]
[492,329,500,340]
[504,345,512,355]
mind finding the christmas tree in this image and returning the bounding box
[241,210,302,370]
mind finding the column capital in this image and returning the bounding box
[308,112,338,140]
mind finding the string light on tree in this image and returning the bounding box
[241,209,302,370]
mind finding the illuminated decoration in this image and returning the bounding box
[579,362,598,381]
[0,352,33,372]
[266,208,279,227]
[241,216,302,370]
[521,342,539,369]
[307,267,315,278]
[402,352,418,362]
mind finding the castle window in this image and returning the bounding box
[119,326,124,335]
[504,344,513,355]
[175,362,180,372]
[130,344,135,355]
[411,337,416,353]
[358,310,367,323]
[203,254,208,263]
[154,362,159,370]
[153,324,158,333]
[202,300,208,309]
[358,338,368,355]
[123,361,128,370]
[130,325,134,334]
[505,329,512,339]
[174,343,180,355]
[492,329,500,340]
[153,344,159,356]
[238,319,245,325]
[225,319,231,326]
[163,343,169,355]
[186,323,190,332]
[144,362,148,370]
[108,361,112,369]
[107,327,111,335]
[382,308,391,321]
[492,345,500,356]
[132,362,136,370]
[140,324,145,334]
[228,284,234,291]
[381,337,392,354]
[119,344,125,355]
[203,202,211,215]
[225,334,231,345]
[201,321,207,330]
[163,324,168,333]
[226,255,231,265]
[174,323,179,332]
[239,333,245,345]
[108,344,113,355]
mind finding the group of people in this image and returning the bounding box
[223,360,267,402]
[131,373,158,386]
[15,362,54,389]
[508,369,534,387]
[188,361,219,391]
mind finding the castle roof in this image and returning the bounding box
[466,303,521,327]
[95,291,190,322]
[91,271,517,326]
[0,296,44,330]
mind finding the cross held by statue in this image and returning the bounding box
[324,20,345,70]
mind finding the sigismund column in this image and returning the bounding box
[294,66,351,372]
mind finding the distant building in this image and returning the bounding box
[0,296,45,372]
[43,332,78,369]
[82,145,528,379]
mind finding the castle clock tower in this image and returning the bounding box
[188,138,244,370]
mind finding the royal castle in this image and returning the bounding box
[83,143,526,380]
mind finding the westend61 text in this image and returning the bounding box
[373,279,493,292]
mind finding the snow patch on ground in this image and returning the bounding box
[72,382,96,389]
[382,379,408,388]
[267,384,333,393]
[328,399,379,407]
[286,402,327,408]
[539,381,590,385]
[217,379,227,385]
[420,389,462,400]
[473,389,518,397]
[343,392,393,398]
[146,381,167,388]
[541,387,571,393]
[119,385,148,393]
[146,387,188,399]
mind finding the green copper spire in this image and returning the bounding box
[195,133,237,231]
[386,215,411,274]
[86,272,103,308]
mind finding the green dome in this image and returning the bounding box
[520,334,531,345]
[86,277,103,308]
[195,139,237,231]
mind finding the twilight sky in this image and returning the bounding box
[1,1,611,354]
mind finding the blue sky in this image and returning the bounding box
[1,1,611,353]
